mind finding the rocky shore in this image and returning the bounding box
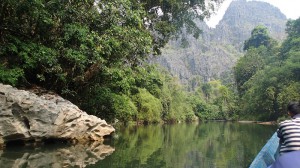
[0,83,115,148]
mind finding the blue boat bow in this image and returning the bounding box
[249,132,279,168]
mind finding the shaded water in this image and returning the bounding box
[0,122,276,168]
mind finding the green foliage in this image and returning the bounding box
[190,80,237,120]
[133,88,162,123]
[0,0,231,123]
[243,25,276,51]
[277,82,300,114]
[202,83,212,101]
[0,0,153,122]
[235,18,300,121]
[168,85,195,122]
[234,46,268,93]
[140,0,224,54]
[112,94,138,122]
[0,65,24,86]
[192,97,219,120]
[280,19,300,60]
[80,86,115,121]
[1,0,152,89]
[133,66,163,98]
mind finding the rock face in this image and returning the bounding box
[0,83,115,147]
[153,0,287,86]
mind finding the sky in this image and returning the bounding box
[205,0,300,28]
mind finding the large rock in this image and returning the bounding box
[0,83,115,147]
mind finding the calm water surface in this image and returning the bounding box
[0,122,276,168]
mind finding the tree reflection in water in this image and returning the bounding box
[91,122,276,168]
[0,122,276,168]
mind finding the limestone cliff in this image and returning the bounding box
[153,0,287,86]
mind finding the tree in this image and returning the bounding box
[140,0,224,54]
[243,25,275,51]
[0,0,227,122]
[280,18,300,60]
[133,88,162,123]
[0,0,152,89]
[236,18,300,120]
[234,46,267,94]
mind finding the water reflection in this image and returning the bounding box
[89,122,276,168]
[0,142,114,168]
[0,122,276,168]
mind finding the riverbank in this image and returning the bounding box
[238,120,277,125]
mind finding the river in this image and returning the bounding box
[0,121,276,168]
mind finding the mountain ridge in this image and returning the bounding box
[153,0,287,88]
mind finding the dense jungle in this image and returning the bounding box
[0,0,299,124]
